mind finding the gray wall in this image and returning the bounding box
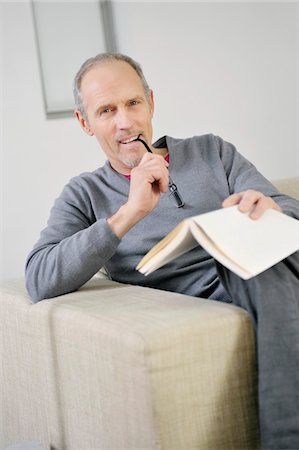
[1,1,298,281]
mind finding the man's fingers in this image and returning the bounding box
[223,190,282,220]
[249,197,282,220]
[133,153,169,193]
[139,151,169,168]
[222,193,242,207]
[238,190,263,213]
[223,190,262,210]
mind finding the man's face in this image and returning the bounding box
[76,60,154,174]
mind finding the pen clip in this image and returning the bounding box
[168,178,185,208]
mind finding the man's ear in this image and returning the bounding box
[149,89,154,117]
[75,110,94,136]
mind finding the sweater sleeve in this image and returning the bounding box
[25,178,121,303]
[214,135,299,220]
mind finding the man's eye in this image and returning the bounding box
[130,100,139,106]
[102,108,112,114]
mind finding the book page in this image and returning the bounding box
[137,220,198,275]
[189,222,253,279]
[192,206,299,278]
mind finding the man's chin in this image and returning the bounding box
[122,157,142,169]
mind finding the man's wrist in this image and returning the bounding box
[107,203,143,239]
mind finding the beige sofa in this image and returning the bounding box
[1,177,298,450]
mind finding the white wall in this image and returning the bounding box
[113,2,298,175]
[1,1,298,282]
[0,2,4,282]
[297,2,299,158]
[2,1,103,282]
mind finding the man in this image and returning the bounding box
[26,53,299,449]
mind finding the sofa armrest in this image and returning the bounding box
[272,176,299,201]
[0,278,259,450]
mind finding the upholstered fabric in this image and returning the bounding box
[0,278,258,450]
[272,176,299,201]
[1,176,298,449]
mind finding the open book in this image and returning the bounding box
[136,206,299,280]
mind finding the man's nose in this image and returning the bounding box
[115,108,134,129]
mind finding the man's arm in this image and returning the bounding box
[107,152,169,237]
[26,153,169,302]
[215,135,299,220]
[25,195,121,303]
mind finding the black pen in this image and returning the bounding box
[133,135,184,208]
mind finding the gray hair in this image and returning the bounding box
[73,53,151,120]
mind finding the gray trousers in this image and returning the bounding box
[216,251,299,450]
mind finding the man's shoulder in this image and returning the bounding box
[165,134,223,158]
[166,133,220,148]
[58,163,112,202]
[67,163,109,188]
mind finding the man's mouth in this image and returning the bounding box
[119,135,139,144]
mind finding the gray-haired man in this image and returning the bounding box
[26,53,299,449]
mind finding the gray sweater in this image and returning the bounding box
[26,134,299,302]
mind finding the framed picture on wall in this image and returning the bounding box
[31,0,116,118]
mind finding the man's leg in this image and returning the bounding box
[216,251,299,450]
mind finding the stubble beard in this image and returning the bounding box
[121,156,142,169]
[119,146,143,169]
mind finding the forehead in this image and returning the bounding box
[80,60,145,106]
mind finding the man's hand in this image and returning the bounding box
[107,152,169,238]
[128,152,169,216]
[222,189,282,220]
